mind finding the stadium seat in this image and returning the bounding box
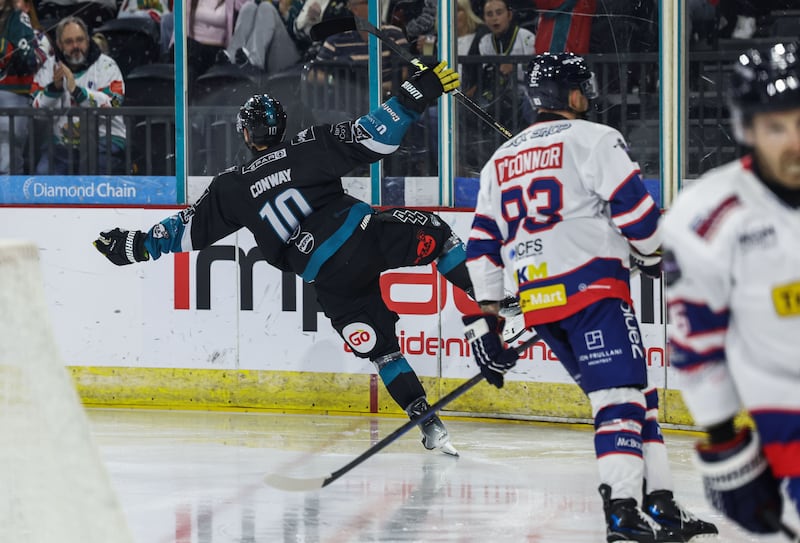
[124,63,175,107]
[94,16,160,78]
[190,63,260,106]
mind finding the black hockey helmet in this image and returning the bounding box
[236,93,287,148]
[729,41,800,118]
[525,52,598,111]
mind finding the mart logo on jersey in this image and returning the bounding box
[495,143,563,184]
[519,284,566,311]
[772,281,800,317]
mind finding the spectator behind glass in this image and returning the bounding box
[117,0,170,22]
[284,0,349,61]
[16,0,54,56]
[477,0,535,131]
[455,0,487,97]
[533,0,595,54]
[34,0,117,33]
[403,0,436,55]
[221,0,300,74]
[183,0,246,80]
[0,0,50,174]
[159,0,175,58]
[315,0,408,96]
[590,0,656,54]
[31,15,125,174]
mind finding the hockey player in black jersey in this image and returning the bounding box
[94,61,467,455]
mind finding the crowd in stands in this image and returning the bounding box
[0,0,797,176]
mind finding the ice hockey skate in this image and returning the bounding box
[643,490,718,541]
[406,397,459,456]
[600,485,682,542]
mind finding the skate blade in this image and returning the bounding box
[437,442,459,456]
[684,534,720,542]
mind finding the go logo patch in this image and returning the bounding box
[342,322,377,353]
[771,281,800,317]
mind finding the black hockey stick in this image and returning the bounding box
[264,331,540,491]
[762,510,800,543]
[309,16,515,140]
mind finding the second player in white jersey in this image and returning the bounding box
[661,41,800,537]
[468,117,659,325]
[462,52,717,543]
[662,157,799,423]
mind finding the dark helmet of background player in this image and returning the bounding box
[236,93,288,150]
[729,41,800,141]
[525,52,598,111]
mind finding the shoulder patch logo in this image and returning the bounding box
[291,127,316,145]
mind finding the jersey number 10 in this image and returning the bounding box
[259,188,313,241]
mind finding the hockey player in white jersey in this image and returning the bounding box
[461,52,717,542]
[661,41,800,536]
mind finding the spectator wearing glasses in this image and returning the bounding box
[31,15,125,174]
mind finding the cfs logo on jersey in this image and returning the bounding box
[342,322,377,354]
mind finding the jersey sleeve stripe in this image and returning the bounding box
[607,169,642,201]
[607,172,660,242]
[613,195,656,228]
[470,214,503,240]
[466,240,502,266]
[667,340,726,370]
[753,411,800,477]
[667,299,730,334]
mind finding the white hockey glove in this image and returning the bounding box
[630,246,661,279]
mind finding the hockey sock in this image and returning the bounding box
[373,353,426,409]
[642,387,674,493]
[589,387,646,500]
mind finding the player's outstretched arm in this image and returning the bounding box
[93,228,149,266]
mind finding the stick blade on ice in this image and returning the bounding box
[309,16,357,42]
[264,472,331,492]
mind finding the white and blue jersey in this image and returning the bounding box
[466,116,660,325]
[661,155,800,482]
